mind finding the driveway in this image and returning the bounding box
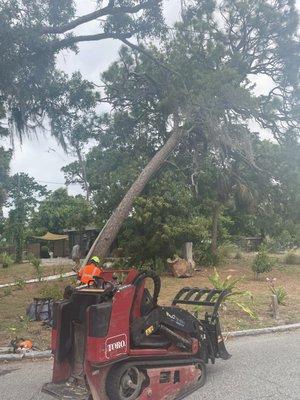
[0,331,299,400]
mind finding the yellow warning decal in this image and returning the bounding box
[145,326,155,336]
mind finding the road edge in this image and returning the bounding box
[227,322,300,338]
[1,322,300,362]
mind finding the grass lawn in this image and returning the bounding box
[0,261,73,285]
[0,278,74,350]
[0,253,299,350]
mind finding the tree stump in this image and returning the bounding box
[271,295,279,319]
[167,256,192,278]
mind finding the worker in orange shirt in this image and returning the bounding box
[78,256,103,285]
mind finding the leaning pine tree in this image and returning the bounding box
[86,0,299,260]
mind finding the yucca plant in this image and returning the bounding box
[266,277,287,306]
[208,268,256,318]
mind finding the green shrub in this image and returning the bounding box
[194,242,237,267]
[252,245,274,279]
[194,245,220,266]
[39,284,63,300]
[217,242,237,260]
[207,268,256,318]
[1,252,14,268]
[40,245,50,258]
[234,250,243,260]
[266,277,287,305]
[266,231,293,252]
[14,278,26,289]
[284,250,300,265]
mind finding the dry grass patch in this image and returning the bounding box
[284,249,300,265]
[0,262,73,285]
[159,254,300,332]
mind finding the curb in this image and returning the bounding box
[1,323,300,362]
[227,322,300,338]
[23,350,52,360]
[0,350,52,362]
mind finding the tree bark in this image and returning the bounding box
[83,124,184,262]
[211,203,221,256]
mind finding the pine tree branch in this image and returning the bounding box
[51,31,137,51]
[41,1,153,35]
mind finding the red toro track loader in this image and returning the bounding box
[43,269,231,400]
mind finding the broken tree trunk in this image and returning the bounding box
[271,295,279,320]
[182,242,195,273]
[83,123,185,263]
[167,256,192,278]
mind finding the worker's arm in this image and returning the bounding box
[78,266,84,280]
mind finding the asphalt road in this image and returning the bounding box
[0,331,299,400]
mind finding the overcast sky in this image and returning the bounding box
[7,0,182,200]
[6,0,300,204]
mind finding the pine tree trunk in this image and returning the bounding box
[84,125,184,262]
[211,203,220,257]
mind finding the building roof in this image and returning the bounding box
[33,232,69,241]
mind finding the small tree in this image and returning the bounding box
[6,173,47,263]
[28,254,43,281]
[31,188,93,234]
[252,245,274,280]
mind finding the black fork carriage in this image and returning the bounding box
[172,287,232,363]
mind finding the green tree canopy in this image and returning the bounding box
[80,0,299,258]
[0,146,12,214]
[6,173,47,262]
[0,0,164,138]
[31,188,93,234]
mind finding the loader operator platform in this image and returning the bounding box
[78,256,103,285]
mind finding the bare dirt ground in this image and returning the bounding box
[0,253,299,350]
[159,253,300,333]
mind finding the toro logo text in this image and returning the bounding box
[105,334,127,359]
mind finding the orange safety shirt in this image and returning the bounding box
[78,263,103,285]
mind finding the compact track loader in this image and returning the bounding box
[43,269,231,400]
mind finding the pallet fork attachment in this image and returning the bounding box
[172,288,231,362]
